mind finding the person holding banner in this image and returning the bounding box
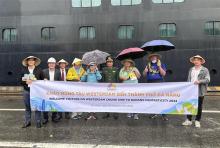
[21,56,44,128]
[143,53,168,121]
[81,62,102,120]
[102,56,119,120]
[119,59,141,120]
[57,59,71,120]
[42,57,62,124]
[182,55,210,128]
[66,58,86,120]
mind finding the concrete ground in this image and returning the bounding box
[0,96,219,148]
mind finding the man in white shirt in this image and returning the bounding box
[42,57,62,124]
[182,55,210,128]
[190,66,202,84]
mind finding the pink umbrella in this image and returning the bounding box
[116,47,146,61]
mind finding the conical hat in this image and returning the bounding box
[121,59,135,66]
[57,59,69,65]
[72,58,82,65]
[190,55,205,64]
[22,56,41,67]
[147,53,162,60]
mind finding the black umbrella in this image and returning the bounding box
[141,40,175,52]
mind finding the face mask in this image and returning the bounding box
[151,60,157,64]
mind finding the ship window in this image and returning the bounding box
[205,21,220,36]
[79,26,95,40]
[159,23,176,37]
[41,27,56,41]
[111,0,142,6]
[118,25,134,39]
[72,0,101,7]
[2,28,17,42]
[152,0,184,3]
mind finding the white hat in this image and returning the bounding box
[57,59,68,65]
[47,57,56,63]
[22,56,41,67]
[190,55,205,64]
[72,58,82,65]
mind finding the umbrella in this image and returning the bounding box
[116,47,146,61]
[82,50,110,65]
[141,40,175,52]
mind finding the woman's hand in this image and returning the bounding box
[144,66,148,72]
[26,79,32,85]
[194,80,200,85]
[133,69,141,79]
[143,66,148,76]
[157,59,162,67]
[95,65,98,71]
[120,77,128,81]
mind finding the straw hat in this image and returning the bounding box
[22,56,41,67]
[47,57,56,63]
[72,58,82,65]
[190,55,205,64]
[147,53,162,60]
[121,59,135,66]
[57,59,69,65]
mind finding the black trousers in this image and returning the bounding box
[57,112,70,119]
[103,113,118,117]
[187,96,204,121]
[43,112,58,121]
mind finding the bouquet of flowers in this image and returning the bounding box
[22,73,37,81]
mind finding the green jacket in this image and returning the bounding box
[102,67,119,83]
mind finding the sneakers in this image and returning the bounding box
[127,113,139,120]
[182,119,193,126]
[134,114,139,120]
[22,122,31,128]
[195,121,201,128]
[150,114,158,119]
[86,115,97,120]
[182,119,201,128]
[71,113,78,119]
[162,115,169,121]
[72,116,79,120]
[127,113,133,118]
[77,115,82,119]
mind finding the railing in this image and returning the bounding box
[207,86,220,96]
[0,86,23,96]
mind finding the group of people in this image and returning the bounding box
[21,53,210,129]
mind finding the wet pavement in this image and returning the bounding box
[0,96,219,148]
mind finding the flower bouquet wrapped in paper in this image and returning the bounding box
[22,73,37,81]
